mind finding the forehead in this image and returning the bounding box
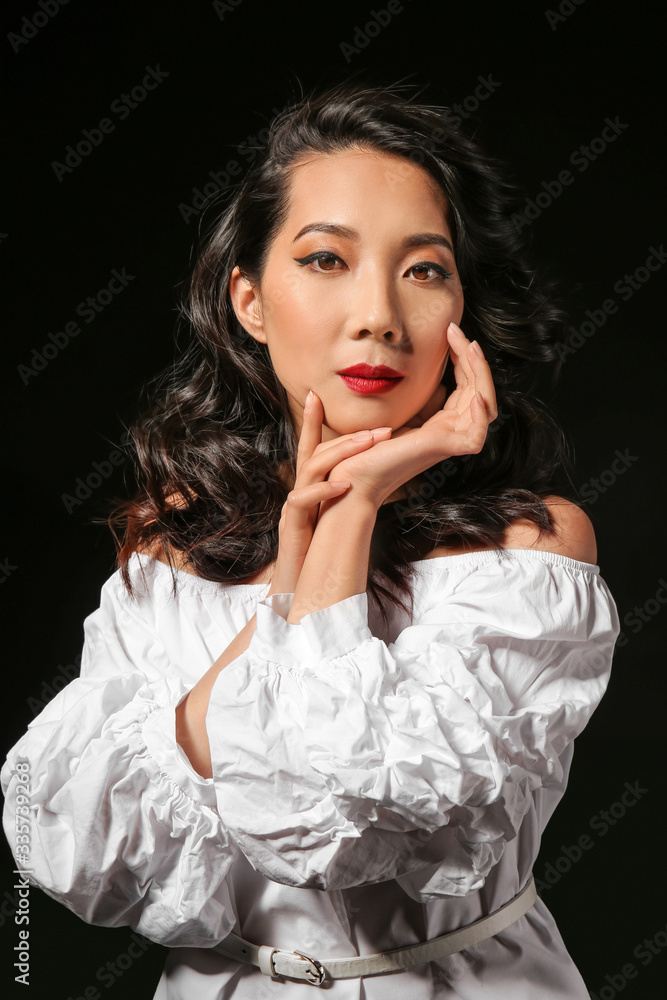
[283,148,452,235]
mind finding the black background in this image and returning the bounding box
[2,0,666,997]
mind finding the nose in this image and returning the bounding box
[348,266,404,344]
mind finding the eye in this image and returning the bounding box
[409,262,454,282]
[293,252,341,272]
[293,253,454,282]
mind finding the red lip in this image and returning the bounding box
[337,363,404,378]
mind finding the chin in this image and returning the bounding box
[321,421,351,439]
[321,393,416,437]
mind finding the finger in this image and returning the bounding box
[447,322,476,388]
[297,428,392,486]
[296,390,324,477]
[280,478,352,538]
[314,424,393,457]
[285,480,351,510]
[466,341,499,420]
[448,324,499,421]
[297,391,392,461]
[472,390,488,424]
[274,478,351,595]
[463,392,491,452]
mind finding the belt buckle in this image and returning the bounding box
[286,950,326,986]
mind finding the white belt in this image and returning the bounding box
[212,874,537,986]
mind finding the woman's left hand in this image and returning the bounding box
[324,322,498,511]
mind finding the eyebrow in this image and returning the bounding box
[291,222,454,255]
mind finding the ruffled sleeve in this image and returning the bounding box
[1,563,235,947]
[206,551,620,897]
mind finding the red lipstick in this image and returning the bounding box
[337,363,404,395]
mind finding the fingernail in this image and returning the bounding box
[470,340,485,359]
[372,426,393,433]
[449,322,463,335]
[305,390,314,410]
[352,430,373,441]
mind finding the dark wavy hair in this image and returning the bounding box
[109,78,575,625]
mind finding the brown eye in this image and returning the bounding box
[409,262,454,282]
[316,254,337,271]
[293,252,342,272]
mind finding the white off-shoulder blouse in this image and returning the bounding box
[2,549,620,998]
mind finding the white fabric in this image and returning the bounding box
[1,549,620,998]
[213,875,538,979]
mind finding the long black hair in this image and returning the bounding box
[109,78,574,625]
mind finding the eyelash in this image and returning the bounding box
[293,251,453,282]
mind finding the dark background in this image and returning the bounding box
[2,0,665,996]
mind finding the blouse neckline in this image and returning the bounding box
[133,547,600,597]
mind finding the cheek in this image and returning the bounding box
[418,326,450,370]
[262,296,333,380]
[262,288,312,349]
[405,287,463,339]
[264,275,344,352]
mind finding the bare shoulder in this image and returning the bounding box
[134,492,201,576]
[136,537,200,575]
[420,496,597,565]
[503,495,597,565]
[136,535,274,585]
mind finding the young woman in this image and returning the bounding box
[2,81,619,998]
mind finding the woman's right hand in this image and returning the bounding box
[267,391,391,596]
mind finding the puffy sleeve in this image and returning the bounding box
[206,551,620,898]
[1,565,235,947]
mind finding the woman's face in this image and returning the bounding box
[230,147,464,441]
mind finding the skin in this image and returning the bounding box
[228,147,498,588]
[175,147,596,777]
[230,147,465,445]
